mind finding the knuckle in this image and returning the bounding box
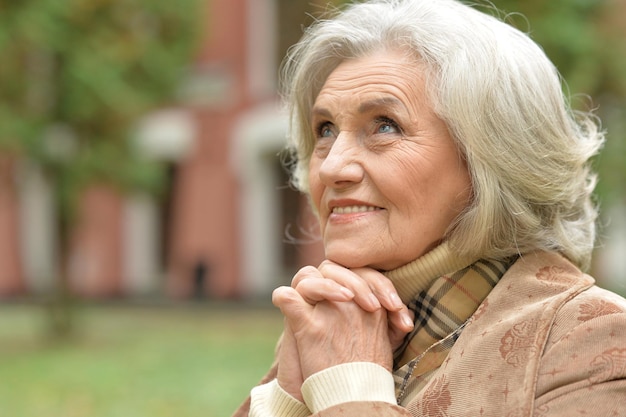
[317,260,335,275]
[292,265,320,286]
[272,286,297,305]
[298,265,319,275]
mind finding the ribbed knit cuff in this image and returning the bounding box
[301,362,396,414]
[250,379,311,417]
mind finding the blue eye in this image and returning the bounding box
[378,123,395,133]
[375,117,400,134]
[316,122,335,138]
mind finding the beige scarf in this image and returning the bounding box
[385,243,516,404]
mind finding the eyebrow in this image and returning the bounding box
[358,97,404,114]
[311,96,404,120]
[311,106,332,120]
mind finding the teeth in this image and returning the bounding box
[332,205,380,214]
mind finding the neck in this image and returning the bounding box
[384,242,479,304]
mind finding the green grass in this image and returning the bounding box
[0,303,283,417]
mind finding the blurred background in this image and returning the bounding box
[0,0,624,416]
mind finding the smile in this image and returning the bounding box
[331,205,382,214]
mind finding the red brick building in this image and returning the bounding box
[0,0,325,300]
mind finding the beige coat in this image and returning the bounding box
[234,251,626,416]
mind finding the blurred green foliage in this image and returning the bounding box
[0,0,201,336]
[485,0,626,205]
[0,0,201,208]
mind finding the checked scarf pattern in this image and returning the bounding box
[391,257,517,405]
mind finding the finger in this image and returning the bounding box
[388,308,415,334]
[294,278,354,304]
[350,267,406,312]
[291,265,325,288]
[388,309,415,351]
[389,321,409,351]
[272,286,312,320]
[276,324,305,402]
[318,261,381,311]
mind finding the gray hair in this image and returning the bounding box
[280,0,604,271]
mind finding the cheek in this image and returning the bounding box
[385,158,470,221]
[429,170,472,228]
[307,161,323,211]
[443,158,472,209]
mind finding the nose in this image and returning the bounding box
[317,132,364,187]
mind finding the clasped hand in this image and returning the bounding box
[272,260,414,401]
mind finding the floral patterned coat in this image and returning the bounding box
[233,251,626,416]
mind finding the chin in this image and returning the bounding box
[324,251,388,270]
[325,252,366,269]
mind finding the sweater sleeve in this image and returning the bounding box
[249,362,397,416]
[250,379,311,417]
[301,362,397,414]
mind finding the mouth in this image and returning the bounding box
[331,205,383,214]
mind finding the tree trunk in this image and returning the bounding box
[0,154,25,295]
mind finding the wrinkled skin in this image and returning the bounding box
[272,49,472,400]
[273,262,413,400]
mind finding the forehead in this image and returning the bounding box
[313,50,428,115]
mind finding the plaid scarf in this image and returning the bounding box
[384,243,517,404]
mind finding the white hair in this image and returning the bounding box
[280,0,605,271]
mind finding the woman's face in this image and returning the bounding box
[308,49,472,270]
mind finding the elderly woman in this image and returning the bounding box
[233,0,626,415]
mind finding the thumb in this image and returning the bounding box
[272,286,312,323]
